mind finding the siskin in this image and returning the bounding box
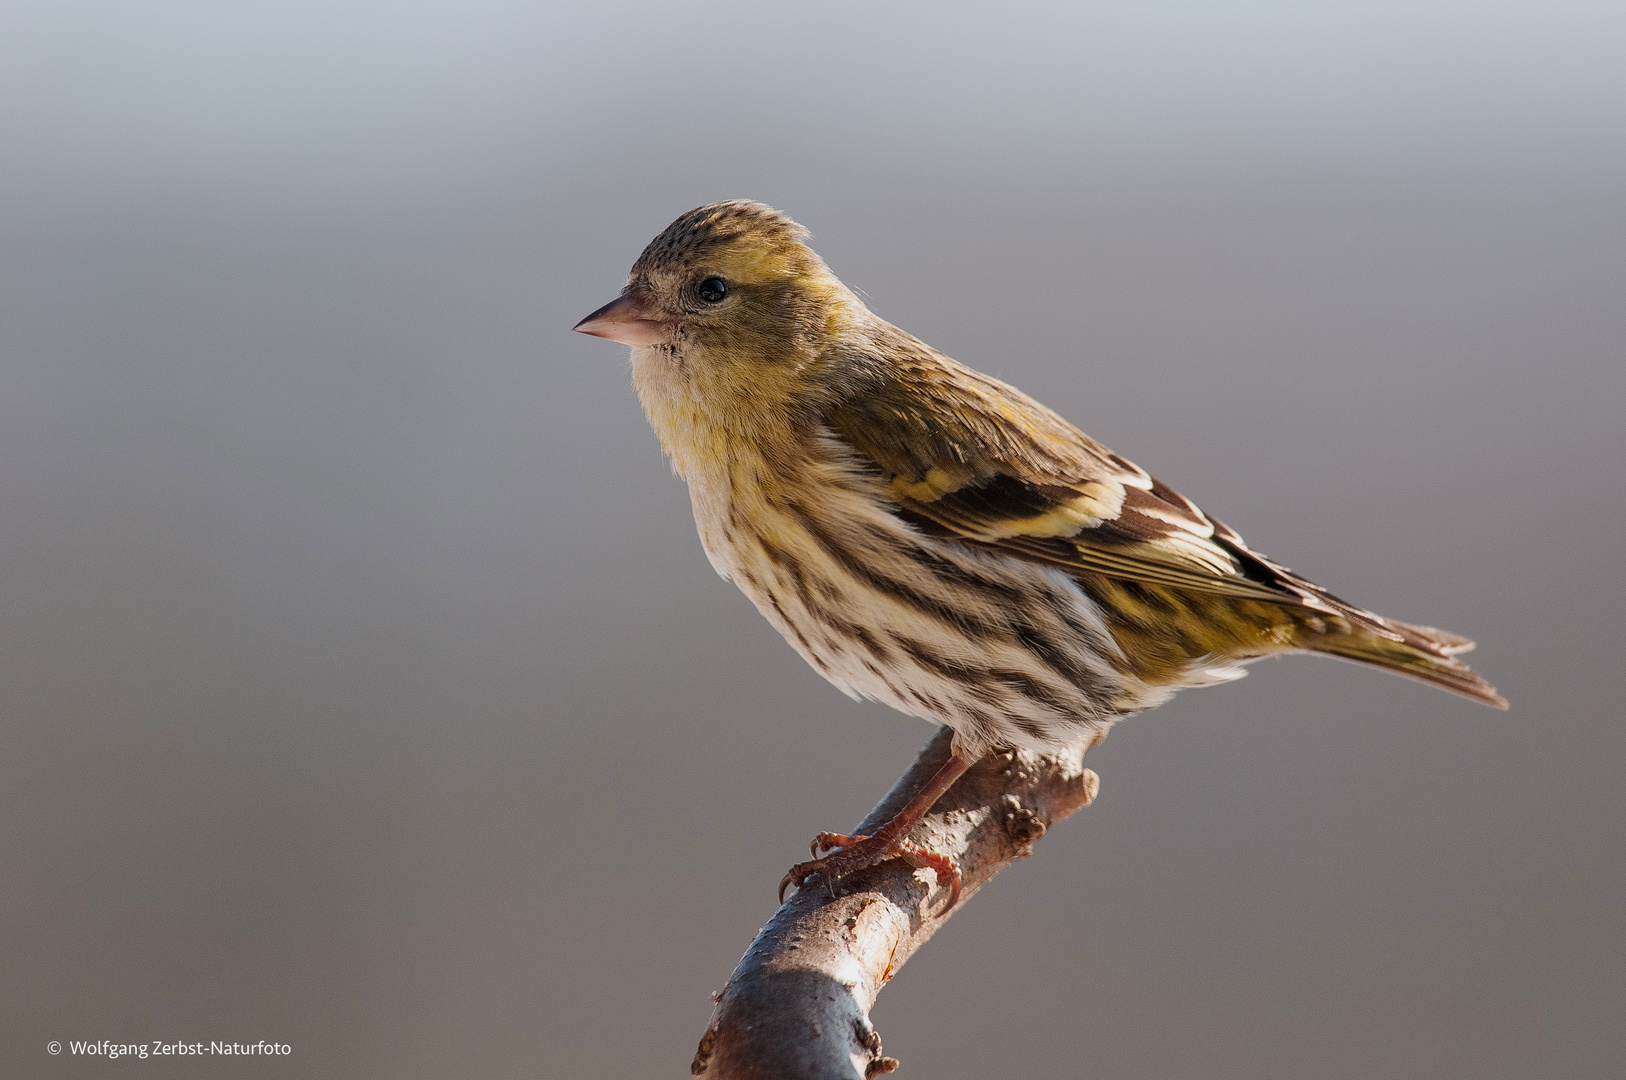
[575,200,1505,906]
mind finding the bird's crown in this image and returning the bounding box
[631,200,818,286]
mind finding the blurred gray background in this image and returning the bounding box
[3,2,1622,1077]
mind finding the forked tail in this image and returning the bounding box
[1305,619,1508,709]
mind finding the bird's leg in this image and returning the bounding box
[779,749,976,909]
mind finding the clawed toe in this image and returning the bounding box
[777,750,976,910]
[810,832,865,859]
[777,858,840,904]
[779,833,960,911]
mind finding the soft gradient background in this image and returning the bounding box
[4,3,1622,1077]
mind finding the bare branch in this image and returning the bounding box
[692,728,1100,1079]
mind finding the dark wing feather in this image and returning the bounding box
[825,337,1399,640]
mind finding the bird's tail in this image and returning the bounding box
[1303,619,1508,709]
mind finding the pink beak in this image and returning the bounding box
[573,292,672,347]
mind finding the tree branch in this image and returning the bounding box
[691,728,1100,1079]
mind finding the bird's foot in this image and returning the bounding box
[780,832,961,911]
[810,831,864,859]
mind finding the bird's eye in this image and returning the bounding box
[698,277,729,303]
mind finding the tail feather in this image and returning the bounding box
[1306,626,1507,709]
[1388,619,1477,656]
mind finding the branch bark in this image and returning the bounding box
[691,728,1100,1079]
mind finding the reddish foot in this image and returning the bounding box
[779,831,963,910]
[777,748,976,909]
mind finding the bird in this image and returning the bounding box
[573,199,1506,907]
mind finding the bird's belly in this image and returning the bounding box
[695,486,1161,755]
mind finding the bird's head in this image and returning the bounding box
[574,200,856,371]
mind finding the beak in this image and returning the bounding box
[572,292,673,347]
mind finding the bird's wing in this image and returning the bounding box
[825,345,1393,635]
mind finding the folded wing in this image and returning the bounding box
[826,338,1396,639]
